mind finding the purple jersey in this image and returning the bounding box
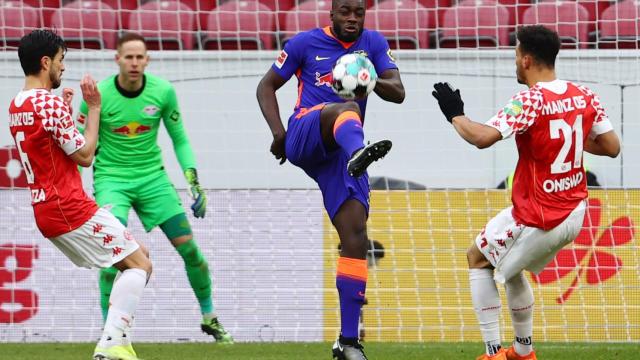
[272,26,398,117]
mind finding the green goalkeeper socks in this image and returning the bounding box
[176,239,214,314]
[99,266,119,322]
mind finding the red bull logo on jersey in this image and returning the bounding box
[315,72,333,87]
[112,122,152,138]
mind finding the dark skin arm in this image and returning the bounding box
[256,68,288,164]
[373,68,405,104]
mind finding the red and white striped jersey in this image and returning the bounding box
[486,80,613,230]
[8,88,98,238]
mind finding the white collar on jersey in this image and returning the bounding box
[536,79,567,94]
[14,88,46,107]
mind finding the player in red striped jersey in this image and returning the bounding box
[432,25,620,360]
[8,29,151,360]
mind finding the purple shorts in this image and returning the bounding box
[285,106,369,219]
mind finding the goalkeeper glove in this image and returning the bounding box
[432,82,465,123]
[185,168,207,218]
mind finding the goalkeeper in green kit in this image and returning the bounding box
[77,32,233,343]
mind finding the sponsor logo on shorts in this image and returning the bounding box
[103,234,114,246]
[93,223,104,235]
[112,247,123,256]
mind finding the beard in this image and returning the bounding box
[50,69,61,89]
[516,66,525,85]
[333,22,363,43]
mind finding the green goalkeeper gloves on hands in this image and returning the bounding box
[185,168,207,218]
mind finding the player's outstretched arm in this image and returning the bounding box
[432,82,501,149]
[585,131,620,158]
[69,74,101,167]
[256,68,288,164]
[373,69,405,104]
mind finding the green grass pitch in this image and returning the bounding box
[1,342,638,359]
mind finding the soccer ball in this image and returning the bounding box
[331,53,378,100]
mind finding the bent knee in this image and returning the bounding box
[467,244,492,269]
[339,101,361,117]
[138,257,153,276]
[138,242,150,259]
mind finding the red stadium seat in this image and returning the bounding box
[497,0,531,25]
[365,0,430,49]
[598,0,640,49]
[0,1,38,49]
[259,0,295,32]
[99,0,142,29]
[575,0,611,22]
[181,0,217,31]
[202,0,275,50]
[522,2,590,49]
[417,0,452,28]
[282,0,332,44]
[127,1,196,50]
[439,0,511,48]
[21,0,62,27]
[99,0,139,9]
[50,1,117,49]
[537,0,612,33]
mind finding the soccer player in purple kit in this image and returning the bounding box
[256,1,405,359]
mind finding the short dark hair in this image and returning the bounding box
[332,0,366,10]
[117,32,146,50]
[18,29,66,76]
[516,25,561,68]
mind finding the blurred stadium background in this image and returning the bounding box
[0,0,638,357]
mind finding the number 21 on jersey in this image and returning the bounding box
[549,115,583,174]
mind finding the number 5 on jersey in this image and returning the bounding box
[13,131,35,184]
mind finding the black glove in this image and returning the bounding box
[432,82,465,123]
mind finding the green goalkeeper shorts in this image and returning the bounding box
[94,172,185,232]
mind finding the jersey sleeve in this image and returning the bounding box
[588,94,613,138]
[76,99,88,134]
[576,85,614,139]
[161,83,196,172]
[486,88,544,139]
[271,33,306,81]
[39,94,86,155]
[368,30,398,75]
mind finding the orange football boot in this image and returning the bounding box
[505,346,537,360]
[476,348,507,360]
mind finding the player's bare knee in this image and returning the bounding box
[340,240,367,259]
[134,255,153,275]
[339,230,368,259]
[338,101,361,117]
[467,244,491,269]
[138,241,150,259]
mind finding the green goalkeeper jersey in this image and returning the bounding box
[78,73,196,181]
